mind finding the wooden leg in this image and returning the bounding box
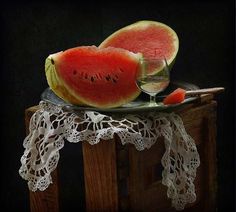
[203,114,217,210]
[25,106,60,212]
[29,170,60,212]
[82,139,119,211]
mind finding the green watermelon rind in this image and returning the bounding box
[99,20,179,73]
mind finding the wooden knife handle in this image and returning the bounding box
[185,87,225,95]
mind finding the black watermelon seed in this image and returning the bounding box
[105,76,110,81]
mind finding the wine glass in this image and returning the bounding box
[136,57,170,106]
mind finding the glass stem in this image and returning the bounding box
[150,95,156,105]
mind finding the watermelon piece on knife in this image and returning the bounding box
[163,88,186,105]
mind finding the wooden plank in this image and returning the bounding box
[180,101,217,124]
[29,171,60,212]
[202,114,217,210]
[25,106,60,212]
[128,140,173,211]
[82,139,119,211]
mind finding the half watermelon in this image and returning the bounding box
[99,20,179,74]
[45,46,143,108]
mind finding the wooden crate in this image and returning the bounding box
[25,94,217,211]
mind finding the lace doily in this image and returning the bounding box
[19,101,200,210]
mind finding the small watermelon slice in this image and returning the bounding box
[45,46,143,108]
[163,88,186,105]
[99,20,179,74]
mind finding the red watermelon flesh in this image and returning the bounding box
[46,46,143,108]
[99,20,179,74]
[163,88,186,105]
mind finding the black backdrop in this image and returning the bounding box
[1,1,235,211]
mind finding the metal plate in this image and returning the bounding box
[41,81,199,113]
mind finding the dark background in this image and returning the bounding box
[1,1,235,211]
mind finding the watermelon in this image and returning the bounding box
[163,88,186,105]
[45,46,143,108]
[99,20,179,74]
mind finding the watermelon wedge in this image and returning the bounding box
[99,20,179,74]
[163,88,186,105]
[45,46,143,108]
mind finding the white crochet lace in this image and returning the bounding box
[19,101,200,210]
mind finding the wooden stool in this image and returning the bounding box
[25,94,217,211]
